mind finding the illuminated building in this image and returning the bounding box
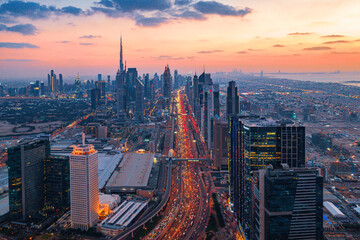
[229,116,305,238]
[252,166,323,240]
[7,137,50,221]
[70,134,99,230]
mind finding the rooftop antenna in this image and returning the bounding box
[82,132,85,146]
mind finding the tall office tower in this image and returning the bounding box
[153,73,160,89]
[47,73,51,92]
[192,74,199,117]
[144,73,150,98]
[162,65,171,99]
[95,80,106,101]
[126,68,138,102]
[59,74,63,92]
[107,75,111,86]
[226,81,239,119]
[135,78,144,121]
[229,116,305,238]
[40,81,45,95]
[185,76,193,105]
[8,137,50,221]
[197,72,214,148]
[212,119,228,169]
[44,155,70,211]
[70,134,99,230]
[91,88,101,110]
[213,84,220,117]
[98,74,102,81]
[120,36,124,72]
[252,166,323,240]
[174,69,178,89]
[50,70,54,92]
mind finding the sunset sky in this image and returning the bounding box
[0,0,360,79]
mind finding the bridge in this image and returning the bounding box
[172,158,211,162]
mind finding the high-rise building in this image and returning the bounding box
[44,155,70,211]
[212,119,228,169]
[213,84,220,117]
[47,73,51,92]
[59,74,63,92]
[174,69,178,89]
[90,88,101,110]
[70,134,99,230]
[252,166,323,240]
[107,75,111,86]
[144,73,150,99]
[116,36,127,122]
[40,81,45,95]
[163,65,171,99]
[229,116,306,238]
[226,81,239,119]
[135,78,144,121]
[98,74,102,81]
[95,80,106,101]
[8,137,50,221]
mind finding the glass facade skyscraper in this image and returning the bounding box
[229,115,306,238]
[8,137,50,221]
[252,167,323,240]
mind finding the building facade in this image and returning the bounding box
[8,137,50,221]
[229,116,306,238]
[252,167,323,240]
[70,136,99,230]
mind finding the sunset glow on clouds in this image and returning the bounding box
[0,0,359,78]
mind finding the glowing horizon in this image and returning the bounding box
[0,0,359,79]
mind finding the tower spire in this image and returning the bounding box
[120,35,124,72]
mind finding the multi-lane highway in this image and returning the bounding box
[144,90,210,240]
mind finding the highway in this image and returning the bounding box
[144,90,210,240]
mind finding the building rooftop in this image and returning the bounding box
[106,152,155,188]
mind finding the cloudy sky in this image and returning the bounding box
[0,0,359,79]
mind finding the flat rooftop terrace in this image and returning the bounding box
[106,152,155,188]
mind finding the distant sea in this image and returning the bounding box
[263,71,360,84]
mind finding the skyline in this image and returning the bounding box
[0,0,360,78]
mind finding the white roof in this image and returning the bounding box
[324,201,345,218]
[98,152,123,189]
[106,152,155,188]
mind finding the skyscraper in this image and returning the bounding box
[226,81,239,119]
[229,116,306,238]
[174,69,178,89]
[59,73,63,92]
[116,37,127,121]
[91,88,101,110]
[70,134,99,230]
[135,78,144,121]
[212,119,228,169]
[44,155,70,211]
[8,137,50,221]
[252,166,323,240]
[213,84,220,117]
[163,65,171,99]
